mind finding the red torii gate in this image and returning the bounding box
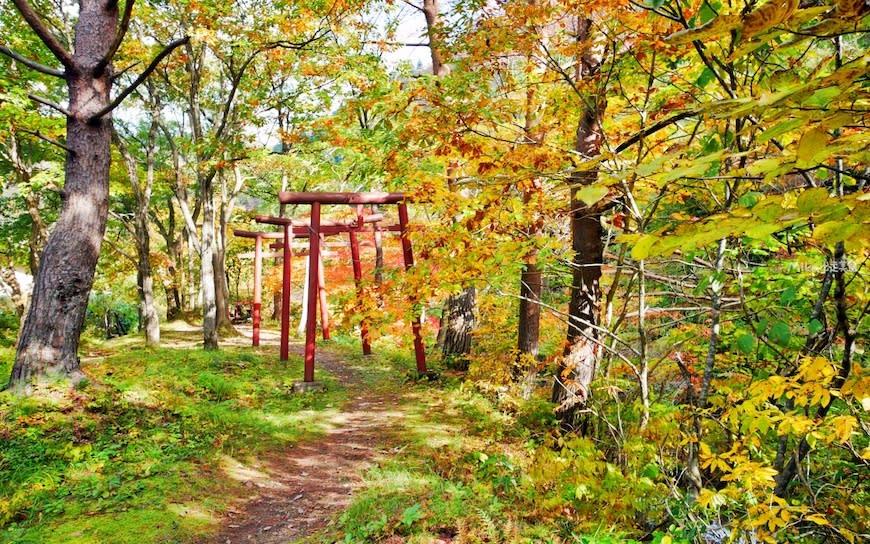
[234,213,383,356]
[238,191,427,385]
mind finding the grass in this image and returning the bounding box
[1,327,649,543]
[306,338,654,544]
[0,330,342,544]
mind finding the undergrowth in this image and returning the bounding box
[312,339,664,544]
[0,337,341,544]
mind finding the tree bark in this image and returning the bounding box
[11,0,117,387]
[5,127,48,276]
[517,264,542,358]
[441,287,476,368]
[200,174,219,349]
[516,73,545,367]
[155,197,183,321]
[422,0,448,76]
[551,100,606,429]
[25,191,48,277]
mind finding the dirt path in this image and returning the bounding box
[212,326,406,544]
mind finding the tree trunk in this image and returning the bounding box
[200,175,218,349]
[24,190,47,277]
[517,263,542,358]
[11,0,117,387]
[422,0,448,76]
[213,163,245,336]
[6,128,48,277]
[516,75,545,366]
[551,100,606,429]
[441,287,475,368]
[113,126,160,347]
[0,267,27,318]
[213,245,234,334]
[271,288,281,321]
[162,201,183,321]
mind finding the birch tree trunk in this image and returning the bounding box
[113,127,160,347]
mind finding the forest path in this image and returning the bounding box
[210,324,409,544]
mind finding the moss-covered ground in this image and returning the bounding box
[0,326,342,544]
[1,328,642,544]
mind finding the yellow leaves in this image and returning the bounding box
[795,127,829,169]
[828,415,858,444]
[797,356,837,383]
[748,504,795,532]
[665,13,742,45]
[778,414,815,436]
[804,513,830,526]
[836,0,870,17]
[697,488,728,509]
[630,233,658,260]
[742,0,799,37]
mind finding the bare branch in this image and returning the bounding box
[28,93,72,117]
[110,60,141,82]
[19,128,74,154]
[0,44,64,77]
[95,0,136,76]
[365,40,430,47]
[266,27,331,51]
[88,36,189,122]
[397,0,424,10]
[11,0,74,68]
[615,110,700,154]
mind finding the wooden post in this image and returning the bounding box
[298,257,309,337]
[349,229,371,355]
[303,202,321,382]
[280,224,292,361]
[252,235,262,346]
[318,236,330,341]
[398,202,427,373]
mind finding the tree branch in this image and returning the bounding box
[615,110,701,153]
[28,93,72,117]
[0,44,64,77]
[95,0,136,76]
[11,0,74,69]
[266,27,331,51]
[19,129,74,154]
[110,60,141,82]
[365,40,430,47]
[397,0,424,10]
[88,36,189,122]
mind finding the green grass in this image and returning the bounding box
[308,339,652,544]
[0,335,342,544]
[0,346,13,390]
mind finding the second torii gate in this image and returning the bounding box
[235,213,384,358]
[273,191,427,384]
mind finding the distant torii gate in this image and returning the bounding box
[234,213,383,355]
[238,191,426,384]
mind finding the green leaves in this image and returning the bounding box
[400,503,423,528]
[574,185,609,206]
[736,334,756,355]
[769,322,791,346]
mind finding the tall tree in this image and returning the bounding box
[112,110,160,347]
[549,16,607,428]
[3,0,186,387]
